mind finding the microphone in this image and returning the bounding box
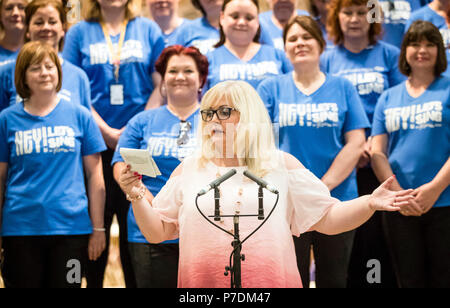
[243,170,279,194]
[197,169,237,196]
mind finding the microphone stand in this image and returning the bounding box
[195,182,280,288]
[214,187,221,221]
[230,211,243,288]
[258,186,264,220]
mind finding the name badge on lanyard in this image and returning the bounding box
[101,19,128,106]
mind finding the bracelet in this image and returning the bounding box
[93,228,106,232]
[126,185,146,202]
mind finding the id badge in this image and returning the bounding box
[110,84,124,105]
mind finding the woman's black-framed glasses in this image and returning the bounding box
[200,106,236,122]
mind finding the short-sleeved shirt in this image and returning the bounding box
[371,76,450,208]
[173,17,220,55]
[63,17,165,129]
[150,152,337,287]
[257,73,370,201]
[0,58,92,113]
[0,99,106,236]
[111,106,200,243]
[321,41,405,125]
[205,44,292,91]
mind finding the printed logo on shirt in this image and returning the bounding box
[219,62,279,82]
[89,40,144,65]
[440,29,450,49]
[379,1,411,24]
[278,102,339,128]
[14,126,76,156]
[147,135,197,160]
[191,39,218,55]
[384,101,443,132]
[0,59,15,67]
[273,38,284,51]
[337,68,386,96]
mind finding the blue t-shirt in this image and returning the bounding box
[405,5,450,48]
[379,0,428,48]
[0,99,107,236]
[205,44,292,91]
[315,18,334,51]
[257,73,370,201]
[162,18,188,47]
[63,17,165,129]
[371,76,450,208]
[0,46,18,66]
[111,106,200,243]
[444,50,450,78]
[173,17,219,54]
[259,9,309,51]
[321,41,405,125]
[0,57,92,113]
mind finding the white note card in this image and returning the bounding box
[120,148,161,178]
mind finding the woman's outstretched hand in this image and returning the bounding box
[368,175,414,212]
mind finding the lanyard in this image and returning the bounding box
[100,19,128,82]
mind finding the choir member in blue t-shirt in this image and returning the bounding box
[258,0,310,50]
[174,0,223,54]
[378,0,429,48]
[322,0,405,288]
[0,0,92,113]
[111,45,208,288]
[371,21,450,288]
[147,0,188,47]
[0,0,26,65]
[204,0,291,91]
[0,41,107,288]
[62,0,166,288]
[405,0,450,49]
[257,15,370,288]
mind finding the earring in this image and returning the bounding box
[160,84,167,98]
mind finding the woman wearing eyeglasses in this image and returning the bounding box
[116,80,413,288]
[111,45,208,288]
